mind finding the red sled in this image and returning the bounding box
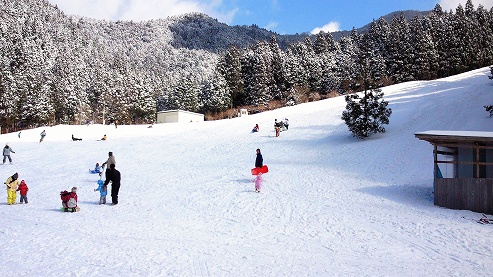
[251,165,268,175]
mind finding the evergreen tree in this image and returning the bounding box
[341,88,392,139]
[342,27,392,139]
[200,70,231,113]
[410,17,439,80]
[217,46,243,107]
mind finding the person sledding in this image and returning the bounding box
[252,124,259,133]
[72,134,82,141]
[60,187,79,212]
[89,163,102,174]
[100,134,107,141]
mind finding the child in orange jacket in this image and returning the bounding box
[17,180,29,204]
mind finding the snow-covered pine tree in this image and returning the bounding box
[341,88,392,139]
[199,70,231,113]
[217,46,244,107]
[342,30,391,139]
[410,16,439,80]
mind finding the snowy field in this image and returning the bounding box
[1,67,493,276]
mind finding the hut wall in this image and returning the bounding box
[434,178,493,214]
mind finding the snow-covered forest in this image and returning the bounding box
[1,0,492,132]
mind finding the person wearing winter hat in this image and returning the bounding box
[4,172,19,204]
[17,180,29,204]
[3,143,15,164]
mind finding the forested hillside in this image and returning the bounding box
[1,0,492,133]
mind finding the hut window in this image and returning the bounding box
[457,147,473,178]
[436,146,456,178]
[480,149,493,178]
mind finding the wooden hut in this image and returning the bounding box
[415,131,493,214]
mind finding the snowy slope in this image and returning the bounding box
[1,67,492,276]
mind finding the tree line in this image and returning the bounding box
[1,0,492,133]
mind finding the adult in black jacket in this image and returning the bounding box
[255,148,263,168]
[103,163,121,205]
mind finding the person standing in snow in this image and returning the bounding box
[103,164,121,205]
[4,172,19,205]
[39,130,46,143]
[100,151,116,176]
[17,180,29,204]
[94,179,107,205]
[274,119,280,137]
[3,143,15,164]
[255,148,263,168]
[254,172,263,193]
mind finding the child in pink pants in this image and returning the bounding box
[254,172,263,193]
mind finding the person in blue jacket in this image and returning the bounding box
[94,179,107,204]
[89,163,102,174]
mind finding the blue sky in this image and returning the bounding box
[47,0,492,34]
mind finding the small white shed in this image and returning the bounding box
[156,110,204,123]
[238,109,248,117]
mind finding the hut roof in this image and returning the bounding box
[415,130,493,145]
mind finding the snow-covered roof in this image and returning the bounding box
[415,130,493,144]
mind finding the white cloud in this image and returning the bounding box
[263,21,279,31]
[47,0,237,24]
[310,21,340,34]
[439,0,493,11]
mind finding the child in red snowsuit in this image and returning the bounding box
[17,180,29,204]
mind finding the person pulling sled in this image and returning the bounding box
[60,187,80,212]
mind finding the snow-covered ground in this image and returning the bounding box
[1,67,493,276]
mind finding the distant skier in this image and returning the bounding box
[3,143,15,164]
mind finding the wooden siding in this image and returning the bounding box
[434,178,493,214]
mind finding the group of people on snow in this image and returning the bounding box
[274,118,289,137]
[4,172,29,205]
[3,148,121,211]
[59,151,120,211]
[251,118,289,137]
